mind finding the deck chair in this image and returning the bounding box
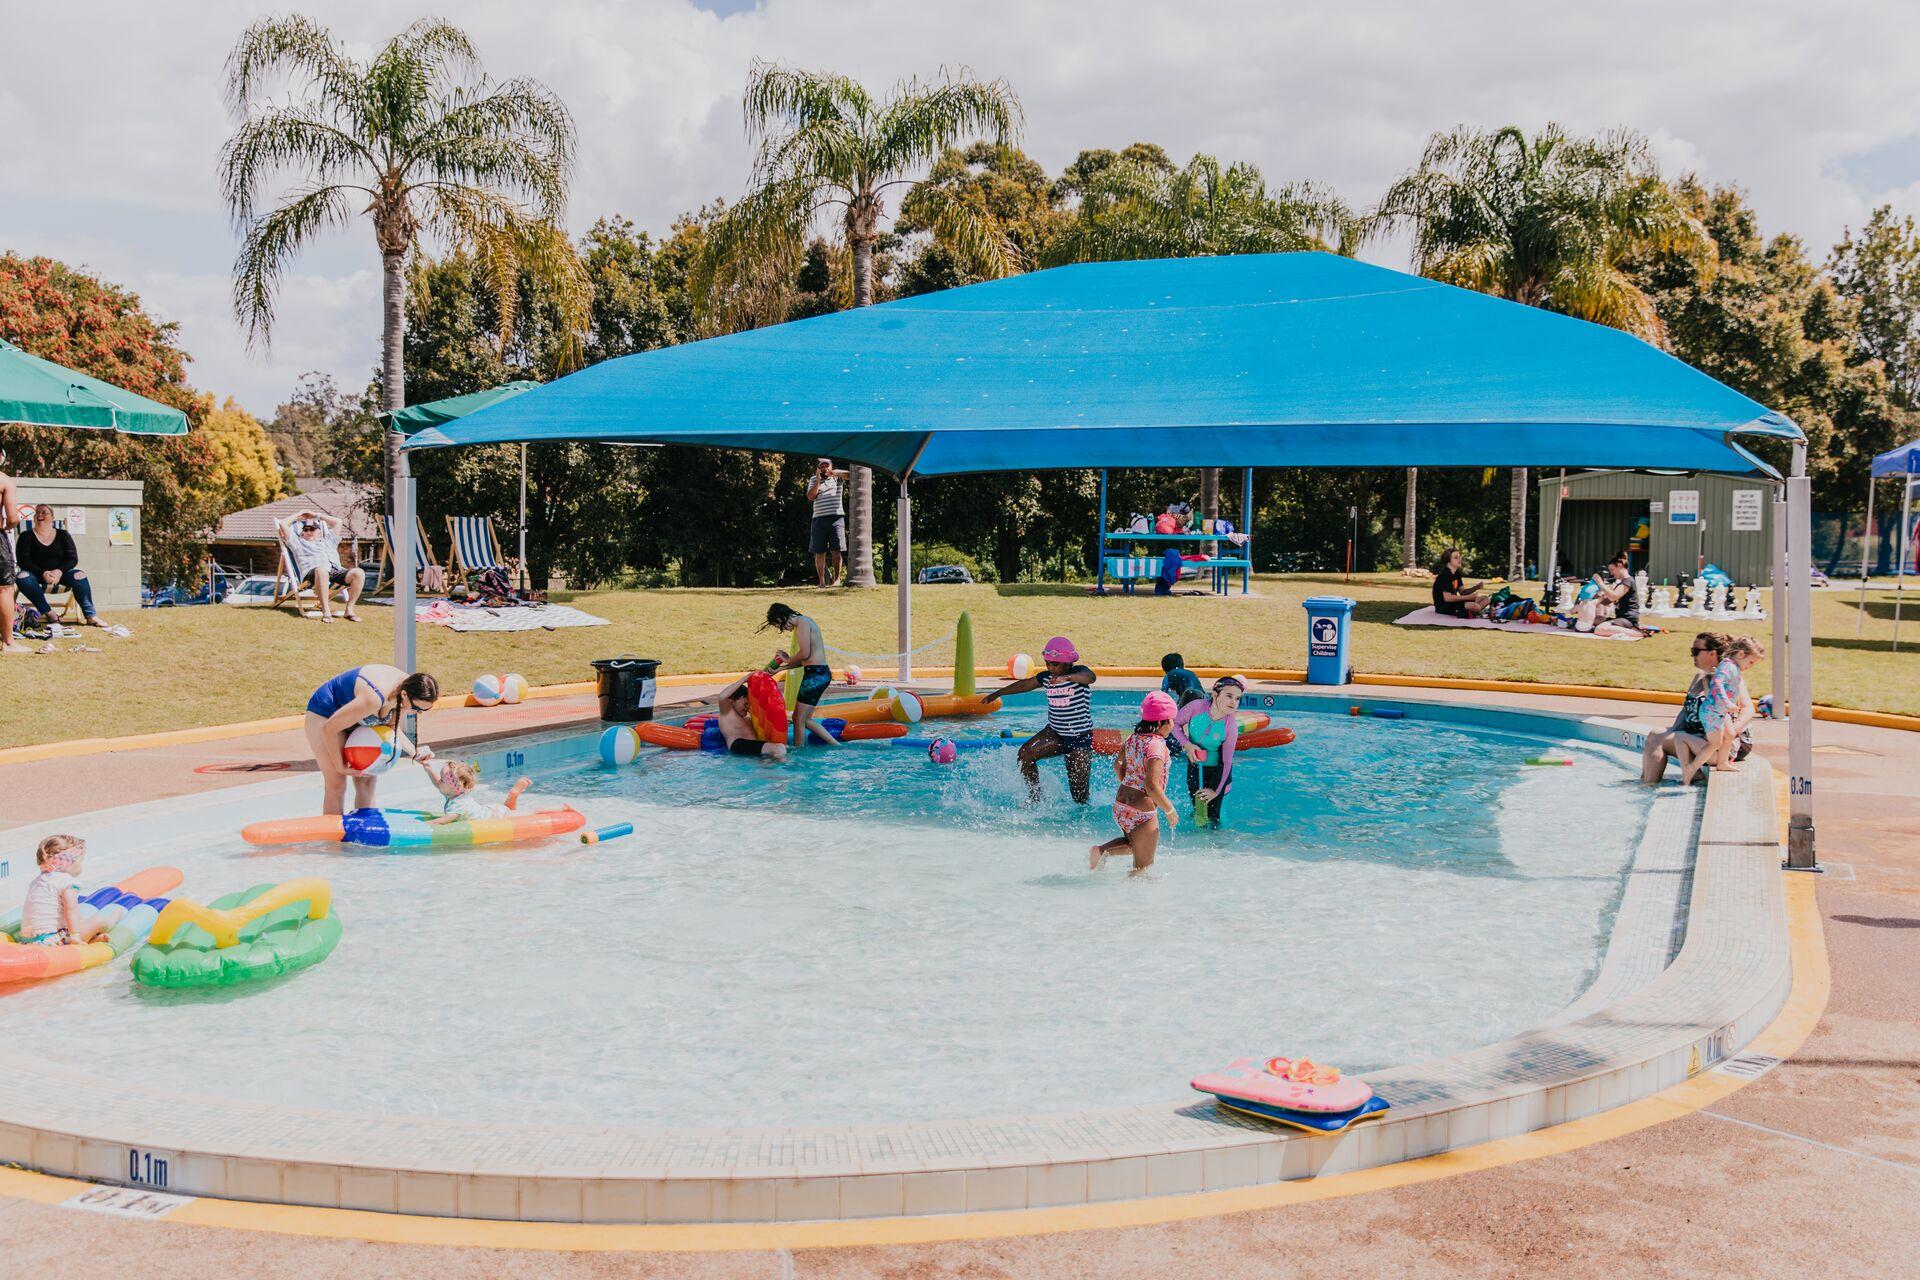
[370,515,440,596]
[12,515,77,621]
[272,524,352,613]
[446,515,507,583]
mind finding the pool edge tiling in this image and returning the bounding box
[0,696,1789,1224]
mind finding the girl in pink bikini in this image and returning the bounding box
[1090,691,1180,872]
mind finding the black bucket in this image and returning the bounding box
[592,656,659,722]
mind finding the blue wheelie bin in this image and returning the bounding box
[1301,596,1356,685]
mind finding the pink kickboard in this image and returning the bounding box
[1191,1057,1374,1114]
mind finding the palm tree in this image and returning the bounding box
[221,15,585,506]
[1046,151,1355,531]
[699,61,1023,587]
[1374,125,1708,579]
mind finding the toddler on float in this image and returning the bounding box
[426,760,531,823]
[17,834,107,946]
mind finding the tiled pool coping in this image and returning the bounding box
[0,689,1789,1223]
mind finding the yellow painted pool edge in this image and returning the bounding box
[0,834,1829,1253]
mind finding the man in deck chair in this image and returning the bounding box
[278,510,365,623]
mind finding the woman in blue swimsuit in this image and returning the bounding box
[303,664,440,814]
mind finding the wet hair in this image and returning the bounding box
[1212,675,1245,695]
[1728,636,1766,660]
[397,673,439,712]
[37,834,83,866]
[1161,653,1185,672]
[761,603,798,631]
[1133,718,1172,734]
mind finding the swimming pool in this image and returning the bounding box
[1,690,1664,1132]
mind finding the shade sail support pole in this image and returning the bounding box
[1786,443,1817,871]
[1096,469,1108,595]
[393,448,419,743]
[1896,478,1912,652]
[1242,467,1254,593]
[518,443,529,591]
[896,475,912,683]
[1771,484,1786,714]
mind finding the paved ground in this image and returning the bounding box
[3,684,1916,1278]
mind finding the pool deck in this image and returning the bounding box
[3,680,1918,1274]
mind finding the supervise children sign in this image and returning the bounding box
[1667,490,1700,525]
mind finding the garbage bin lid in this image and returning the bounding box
[1301,596,1357,611]
[592,655,657,669]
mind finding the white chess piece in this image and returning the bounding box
[1650,585,1674,614]
[1556,580,1579,612]
[1634,568,1649,611]
[1708,582,1728,615]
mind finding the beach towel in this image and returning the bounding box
[1392,606,1644,641]
[415,602,609,632]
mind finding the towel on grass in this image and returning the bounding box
[1392,606,1644,640]
[416,602,609,632]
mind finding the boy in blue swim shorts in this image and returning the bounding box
[761,602,840,749]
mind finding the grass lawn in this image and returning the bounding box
[3,574,1917,747]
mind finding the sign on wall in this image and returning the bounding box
[108,507,135,546]
[1668,490,1700,525]
[65,506,86,535]
[1730,489,1764,532]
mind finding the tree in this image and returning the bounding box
[220,15,585,510]
[698,61,1024,587]
[1374,125,1709,578]
[1628,180,1910,511]
[0,253,225,583]
[193,397,286,513]
[897,143,1067,293]
[266,373,382,484]
[1829,205,1920,407]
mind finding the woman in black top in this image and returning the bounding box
[14,504,102,625]
[1431,547,1487,618]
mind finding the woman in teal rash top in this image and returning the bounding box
[1172,675,1245,827]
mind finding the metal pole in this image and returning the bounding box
[1096,469,1108,595]
[1897,477,1912,651]
[1857,475,1874,637]
[1545,468,1566,597]
[896,478,912,683]
[518,443,529,592]
[1770,485,1786,714]
[1786,443,1816,870]
[393,447,418,694]
[1242,466,1254,593]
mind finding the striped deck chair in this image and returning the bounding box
[446,515,506,582]
[271,524,349,613]
[370,516,439,596]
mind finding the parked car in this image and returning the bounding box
[222,574,281,607]
[916,564,975,585]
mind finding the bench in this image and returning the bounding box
[1103,555,1252,595]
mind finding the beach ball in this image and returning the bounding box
[844,665,862,685]
[1006,653,1033,679]
[891,690,924,725]
[927,738,958,764]
[869,685,893,703]
[471,674,504,707]
[341,724,396,776]
[501,673,529,704]
[599,724,640,766]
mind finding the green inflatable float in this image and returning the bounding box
[132,879,341,988]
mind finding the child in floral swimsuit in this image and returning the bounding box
[1090,691,1180,872]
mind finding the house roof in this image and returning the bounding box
[211,478,381,544]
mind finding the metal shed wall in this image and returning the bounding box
[1537,470,1776,585]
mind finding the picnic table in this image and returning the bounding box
[1097,531,1253,595]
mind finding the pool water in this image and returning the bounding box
[2,693,1666,1130]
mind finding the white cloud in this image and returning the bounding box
[3,0,1917,417]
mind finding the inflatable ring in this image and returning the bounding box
[1238,726,1296,749]
[819,692,996,727]
[133,880,341,988]
[1236,711,1271,732]
[646,716,906,751]
[746,671,788,743]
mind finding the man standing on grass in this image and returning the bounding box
[0,449,25,654]
[807,458,848,587]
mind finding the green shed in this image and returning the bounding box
[1536,470,1776,587]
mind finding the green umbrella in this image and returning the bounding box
[0,338,189,435]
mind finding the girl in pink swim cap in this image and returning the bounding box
[1090,691,1179,872]
[981,635,1097,804]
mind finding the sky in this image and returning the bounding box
[3,0,1917,419]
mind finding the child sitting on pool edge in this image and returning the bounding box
[1090,691,1180,873]
[426,760,532,823]
[17,835,108,946]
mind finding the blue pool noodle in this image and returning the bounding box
[581,822,635,845]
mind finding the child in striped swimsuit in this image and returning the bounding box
[1091,691,1180,872]
[982,635,1098,803]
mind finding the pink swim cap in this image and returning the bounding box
[1140,690,1178,721]
[1041,636,1079,662]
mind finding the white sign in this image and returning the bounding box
[1668,490,1700,525]
[65,506,86,535]
[1650,501,1664,514]
[1730,489,1764,532]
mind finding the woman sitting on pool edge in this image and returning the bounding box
[1173,674,1245,827]
[303,665,439,815]
[981,635,1096,804]
[714,674,789,760]
[1090,691,1180,872]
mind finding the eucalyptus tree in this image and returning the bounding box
[699,61,1023,587]
[220,15,585,503]
[1374,125,1707,578]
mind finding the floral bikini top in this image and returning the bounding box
[1118,732,1168,791]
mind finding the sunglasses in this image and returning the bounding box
[1691,646,1715,655]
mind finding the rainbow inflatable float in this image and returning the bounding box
[241,806,584,849]
[1190,1056,1388,1133]
[0,867,182,987]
